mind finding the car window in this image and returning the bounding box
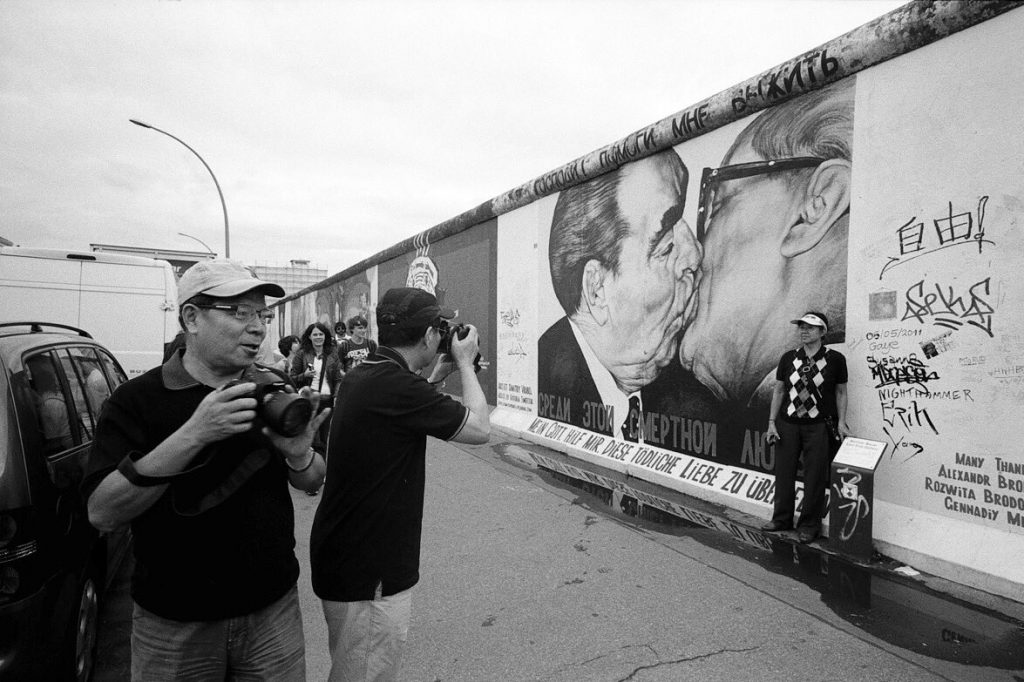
[56,350,97,442]
[97,348,128,387]
[25,351,75,456]
[64,347,113,437]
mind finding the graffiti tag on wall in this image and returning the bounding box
[902,277,995,338]
[880,196,993,279]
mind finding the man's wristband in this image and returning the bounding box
[286,449,316,473]
[117,451,177,487]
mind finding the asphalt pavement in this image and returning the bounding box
[95,432,1024,681]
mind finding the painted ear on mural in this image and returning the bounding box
[780,158,851,258]
[580,259,609,325]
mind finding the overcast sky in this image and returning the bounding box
[0,0,904,275]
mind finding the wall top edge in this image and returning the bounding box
[277,0,1022,305]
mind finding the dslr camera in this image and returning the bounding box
[437,320,482,372]
[224,366,313,437]
[437,320,470,355]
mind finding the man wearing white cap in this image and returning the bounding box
[762,311,850,543]
[83,259,330,681]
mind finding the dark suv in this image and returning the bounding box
[0,322,131,682]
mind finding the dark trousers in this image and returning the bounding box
[771,420,830,529]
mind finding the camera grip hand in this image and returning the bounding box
[185,382,258,446]
[450,324,479,370]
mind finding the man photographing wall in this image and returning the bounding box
[83,259,330,681]
[310,286,490,682]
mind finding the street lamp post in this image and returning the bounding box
[177,232,216,257]
[130,119,230,258]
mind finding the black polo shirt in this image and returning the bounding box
[82,352,299,621]
[310,346,468,602]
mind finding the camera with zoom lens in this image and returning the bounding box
[224,367,313,437]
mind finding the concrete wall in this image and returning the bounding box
[278,2,1024,600]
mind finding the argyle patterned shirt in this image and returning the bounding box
[775,346,848,424]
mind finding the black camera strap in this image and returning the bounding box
[314,354,326,393]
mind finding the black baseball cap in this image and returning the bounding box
[376,287,455,329]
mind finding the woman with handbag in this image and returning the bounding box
[762,311,850,543]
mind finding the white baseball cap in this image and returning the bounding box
[177,259,285,306]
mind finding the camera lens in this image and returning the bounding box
[261,393,313,437]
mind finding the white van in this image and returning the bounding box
[0,246,178,377]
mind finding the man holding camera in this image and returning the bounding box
[310,286,490,682]
[83,259,329,681]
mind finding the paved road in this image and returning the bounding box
[96,434,1024,681]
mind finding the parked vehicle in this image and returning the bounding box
[0,246,178,378]
[0,322,131,682]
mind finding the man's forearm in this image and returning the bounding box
[87,426,206,532]
[450,361,490,443]
[836,384,849,423]
[768,383,784,423]
[286,450,326,492]
[458,362,488,416]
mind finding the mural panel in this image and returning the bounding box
[495,199,548,416]
[308,268,376,340]
[279,6,1024,596]
[530,78,854,512]
[378,220,498,404]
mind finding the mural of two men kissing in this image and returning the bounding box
[538,77,854,475]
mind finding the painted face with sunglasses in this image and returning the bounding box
[680,122,852,403]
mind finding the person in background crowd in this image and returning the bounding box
[334,321,348,345]
[763,311,849,543]
[275,334,300,374]
[311,287,490,682]
[337,314,377,373]
[82,259,328,681]
[291,323,343,398]
[291,323,342,492]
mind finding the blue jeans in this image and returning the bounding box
[131,585,306,681]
